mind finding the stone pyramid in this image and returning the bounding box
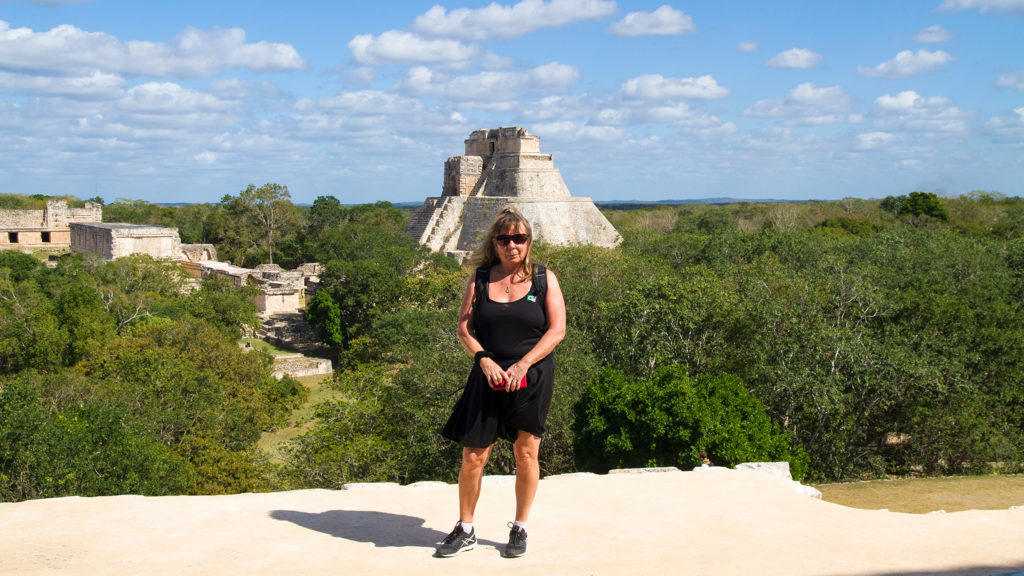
[406,127,621,261]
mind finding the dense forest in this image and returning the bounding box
[2,188,1022,501]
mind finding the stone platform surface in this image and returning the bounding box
[2,468,1023,575]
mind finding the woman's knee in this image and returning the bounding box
[513,434,541,464]
[461,446,491,472]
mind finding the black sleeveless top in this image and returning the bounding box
[473,277,547,363]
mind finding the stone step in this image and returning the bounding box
[404,199,440,243]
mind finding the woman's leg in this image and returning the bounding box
[459,445,493,522]
[513,430,542,522]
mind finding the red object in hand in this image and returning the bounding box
[492,376,527,390]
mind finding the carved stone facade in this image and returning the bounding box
[70,222,183,261]
[406,127,621,261]
[0,200,102,251]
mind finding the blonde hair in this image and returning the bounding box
[471,207,533,278]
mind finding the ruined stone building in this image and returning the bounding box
[0,200,102,252]
[406,127,621,261]
[71,222,184,260]
[69,222,218,264]
[65,221,316,316]
[189,261,323,316]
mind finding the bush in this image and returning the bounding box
[573,366,807,480]
[0,373,191,500]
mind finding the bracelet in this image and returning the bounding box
[474,351,496,365]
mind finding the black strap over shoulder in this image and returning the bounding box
[531,263,547,306]
[472,264,548,312]
[472,266,489,312]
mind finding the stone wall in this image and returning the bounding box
[257,289,304,315]
[70,223,182,260]
[443,156,484,196]
[0,208,45,229]
[0,200,102,250]
[465,126,541,155]
[0,229,71,249]
[270,353,333,380]
[180,244,217,262]
[451,197,620,253]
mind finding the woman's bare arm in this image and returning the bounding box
[457,275,508,388]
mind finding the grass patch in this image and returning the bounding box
[241,338,292,355]
[258,372,344,461]
[815,475,1024,513]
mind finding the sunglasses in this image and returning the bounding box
[495,233,530,246]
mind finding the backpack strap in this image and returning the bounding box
[531,263,547,306]
[472,266,489,312]
[533,263,549,331]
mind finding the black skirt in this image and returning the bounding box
[441,355,554,448]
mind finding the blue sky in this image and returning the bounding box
[1,0,1021,205]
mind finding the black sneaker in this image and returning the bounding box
[435,522,477,558]
[503,522,527,558]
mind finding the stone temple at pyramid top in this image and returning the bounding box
[406,126,621,262]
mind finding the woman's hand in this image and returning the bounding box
[479,357,509,390]
[502,360,529,392]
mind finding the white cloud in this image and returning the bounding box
[0,70,124,98]
[520,94,595,122]
[939,0,1024,14]
[856,131,895,150]
[996,71,1024,89]
[983,107,1024,136]
[765,48,823,69]
[206,78,257,100]
[411,0,616,41]
[738,41,759,53]
[744,83,854,125]
[396,62,580,100]
[346,67,377,86]
[193,151,217,164]
[620,74,730,100]
[0,21,305,78]
[593,102,729,130]
[874,91,940,113]
[858,49,954,78]
[348,31,478,66]
[872,90,972,132]
[914,24,955,42]
[609,5,696,37]
[315,90,423,115]
[529,121,628,142]
[480,52,516,70]
[118,82,235,114]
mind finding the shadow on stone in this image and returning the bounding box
[269,509,503,550]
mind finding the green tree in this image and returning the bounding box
[0,371,192,501]
[304,290,344,348]
[573,366,807,479]
[903,191,949,222]
[306,195,347,238]
[238,183,294,265]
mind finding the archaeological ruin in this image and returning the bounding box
[0,199,102,252]
[406,127,621,261]
[71,222,184,261]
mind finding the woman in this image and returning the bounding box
[436,207,566,559]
